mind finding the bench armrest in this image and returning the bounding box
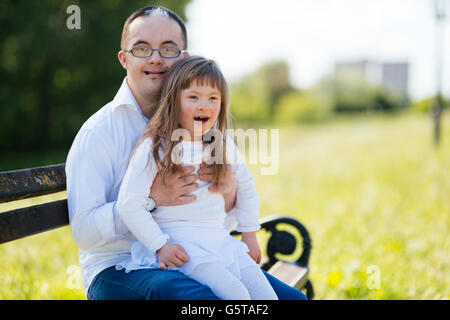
[231,214,312,270]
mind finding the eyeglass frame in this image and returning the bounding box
[123,46,187,58]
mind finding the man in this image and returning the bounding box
[66,5,306,300]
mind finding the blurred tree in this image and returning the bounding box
[230,80,271,123]
[328,72,404,113]
[412,97,436,114]
[255,60,293,116]
[0,0,191,152]
[275,90,331,124]
[276,90,319,123]
[333,72,379,112]
[230,60,293,123]
[411,96,449,114]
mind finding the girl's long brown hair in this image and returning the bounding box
[137,56,230,187]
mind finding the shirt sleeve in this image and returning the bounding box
[115,139,169,254]
[225,137,261,233]
[66,129,129,251]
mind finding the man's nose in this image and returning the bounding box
[147,50,163,65]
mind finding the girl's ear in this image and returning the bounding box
[118,50,127,70]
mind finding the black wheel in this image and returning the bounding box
[303,280,314,300]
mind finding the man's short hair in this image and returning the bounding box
[121,6,188,50]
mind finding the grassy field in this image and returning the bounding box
[1,111,449,299]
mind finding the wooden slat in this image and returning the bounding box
[0,199,69,244]
[0,164,66,203]
[267,261,309,290]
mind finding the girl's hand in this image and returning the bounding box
[241,232,262,264]
[156,243,189,270]
[199,162,237,212]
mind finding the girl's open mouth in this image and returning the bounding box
[193,116,210,122]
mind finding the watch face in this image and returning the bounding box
[145,197,156,211]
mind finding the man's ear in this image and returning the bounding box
[118,50,127,70]
[183,50,189,58]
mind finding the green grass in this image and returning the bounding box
[249,111,450,300]
[0,111,449,299]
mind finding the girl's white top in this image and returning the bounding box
[115,137,261,255]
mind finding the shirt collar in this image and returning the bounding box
[111,77,148,123]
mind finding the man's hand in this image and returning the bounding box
[156,243,189,270]
[198,162,237,212]
[241,232,261,264]
[150,166,198,206]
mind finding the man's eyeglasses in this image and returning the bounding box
[124,46,186,58]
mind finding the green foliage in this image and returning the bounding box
[411,96,449,114]
[274,90,332,124]
[411,97,435,113]
[334,74,380,112]
[230,60,292,123]
[230,82,271,123]
[230,60,408,127]
[323,72,405,113]
[0,0,191,152]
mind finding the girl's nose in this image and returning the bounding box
[197,102,209,110]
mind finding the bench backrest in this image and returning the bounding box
[0,164,69,244]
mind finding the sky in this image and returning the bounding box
[185,0,450,101]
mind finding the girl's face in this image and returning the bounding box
[179,81,221,140]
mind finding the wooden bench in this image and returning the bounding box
[0,163,314,299]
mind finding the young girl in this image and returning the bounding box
[115,56,278,300]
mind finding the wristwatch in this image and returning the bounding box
[145,196,157,213]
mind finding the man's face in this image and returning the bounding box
[118,15,186,103]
